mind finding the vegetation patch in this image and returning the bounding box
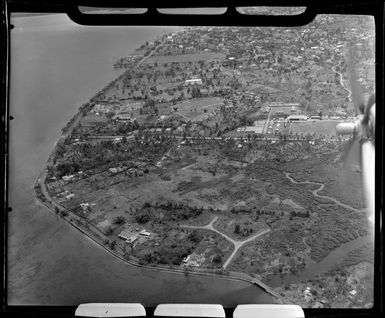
[144,52,226,64]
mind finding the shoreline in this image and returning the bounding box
[31,38,360,304]
[12,14,374,307]
[32,35,283,303]
[34,176,282,303]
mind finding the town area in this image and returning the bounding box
[35,13,374,308]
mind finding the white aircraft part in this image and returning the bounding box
[336,122,355,135]
[75,303,145,317]
[361,141,375,225]
[154,304,225,317]
[233,305,304,318]
[370,103,375,135]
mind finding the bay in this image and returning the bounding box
[7,14,273,306]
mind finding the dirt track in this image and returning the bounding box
[181,216,271,269]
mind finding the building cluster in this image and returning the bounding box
[151,15,373,110]
[182,254,205,268]
[118,227,152,248]
[160,16,372,75]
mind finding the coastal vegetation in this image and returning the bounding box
[36,13,374,308]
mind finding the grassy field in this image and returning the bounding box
[80,114,109,127]
[213,214,269,241]
[289,120,339,136]
[173,97,223,122]
[270,105,292,116]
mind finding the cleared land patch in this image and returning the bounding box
[48,138,371,282]
[173,97,223,122]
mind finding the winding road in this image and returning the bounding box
[181,216,271,269]
[331,65,352,102]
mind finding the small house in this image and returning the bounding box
[62,175,75,181]
[118,229,139,245]
[139,229,151,236]
[65,193,75,200]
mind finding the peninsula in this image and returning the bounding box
[35,14,374,308]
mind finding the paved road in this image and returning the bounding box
[37,171,107,241]
[175,111,190,121]
[294,30,307,47]
[86,133,330,143]
[136,37,167,67]
[181,216,271,269]
[262,107,273,134]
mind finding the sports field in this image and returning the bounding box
[289,120,339,136]
[174,97,223,122]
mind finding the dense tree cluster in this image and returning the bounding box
[136,201,204,224]
[113,216,126,225]
[234,223,254,237]
[139,230,202,266]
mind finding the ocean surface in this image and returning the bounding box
[7,14,274,306]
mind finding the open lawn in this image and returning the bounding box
[289,120,339,137]
[173,97,223,122]
[213,214,269,241]
[270,105,292,116]
[80,114,109,127]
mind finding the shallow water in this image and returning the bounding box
[7,14,273,306]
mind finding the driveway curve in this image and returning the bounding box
[181,216,270,269]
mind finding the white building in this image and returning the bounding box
[288,115,308,121]
[139,229,151,236]
[62,175,75,181]
[113,114,132,121]
[65,193,75,200]
[237,126,263,133]
[80,202,89,209]
[118,229,139,245]
[185,78,202,85]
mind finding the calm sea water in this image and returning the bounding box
[7,14,274,306]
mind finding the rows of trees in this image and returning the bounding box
[230,206,310,220]
[49,134,177,180]
[135,201,204,224]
